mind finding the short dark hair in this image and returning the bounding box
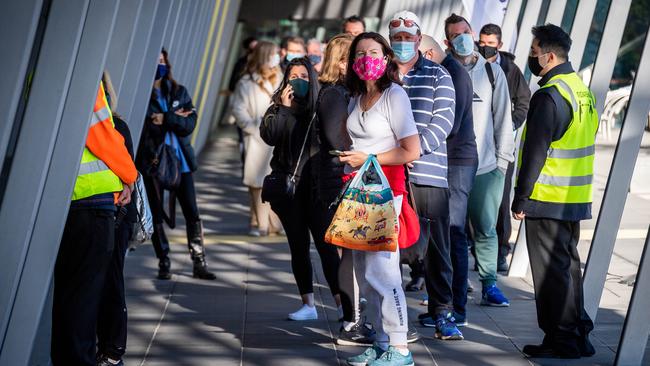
[444,13,471,40]
[343,15,366,30]
[532,23,572,60]
[281,36,305,50]
[480,23,502,42]
[242,36,257,50]
[345,32,401,96]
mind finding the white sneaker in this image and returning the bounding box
[288,304,317,321]
[248,228,261,237]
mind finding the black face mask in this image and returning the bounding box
[528,55,544,76]
[477,44,498,59]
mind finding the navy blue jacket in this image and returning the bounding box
[442,54,478,167]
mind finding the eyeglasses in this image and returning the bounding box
[390,17,419,29]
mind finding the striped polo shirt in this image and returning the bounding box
[401,54,456,188]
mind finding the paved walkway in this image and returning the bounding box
[122,127,650,365]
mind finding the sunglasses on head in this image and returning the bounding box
[390,17,419,29]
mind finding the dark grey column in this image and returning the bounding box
[163,0,184,52]
[175,0,201,83]
[105,0,142,96]
[583,25,650,321]
[192,0,241,154]
[0,1,119,364]
[588,1,632,119]
[186,0,214,94]
[501,0,523,52]
[128,0,173,147]
[0,0,44,178]
[545,0,568,25]
[117,0,159,124]
[614,226,650,366]
[513,0,544,71]
[568,0,597,71]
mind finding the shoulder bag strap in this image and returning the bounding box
[290,112,316,180]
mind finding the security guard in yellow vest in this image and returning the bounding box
[512,24,597,360]
[52,81,137,366]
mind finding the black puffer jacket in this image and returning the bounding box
[311,83,352,204]
[136,81,198,175]
[260,103,313,181]
[498,51,531,129]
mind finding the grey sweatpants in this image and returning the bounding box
[353,195,408,346]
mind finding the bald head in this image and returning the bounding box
[419,34,445,63]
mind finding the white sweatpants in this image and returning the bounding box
[353,195,408,346]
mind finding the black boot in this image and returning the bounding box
[152,224,172,280]
[187,220,216,280]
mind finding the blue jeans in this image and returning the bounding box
[468,168,505,288]
[448,164,477,316]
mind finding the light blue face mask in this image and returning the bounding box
[286,53,304,62]
[392,41,417,62]
[452,33,475,57]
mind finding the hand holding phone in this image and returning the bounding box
[329,150,345,156]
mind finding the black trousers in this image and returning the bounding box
[143,172,200,258]
[496,161,515,258]
[52,209,115,366]
[411,184,453,315]
[97,220,132,360]
[270,177,341,297]
[525,217,594,351]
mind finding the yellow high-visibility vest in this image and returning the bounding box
[71,82,123,201]
[518,72,599,204]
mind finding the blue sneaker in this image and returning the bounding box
[434,312,464,340]
[347,343,385,366]
[451,311,467,327]
[368,346,414,366]
[481,285,510,307]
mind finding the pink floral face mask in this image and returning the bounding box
[352,55,387,81]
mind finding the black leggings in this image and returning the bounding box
[270,178,341,296]
[144,172,200,225]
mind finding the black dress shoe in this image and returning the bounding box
[522,344,581,359]
[497,256,509,272]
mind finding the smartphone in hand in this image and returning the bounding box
[329,150,345,156]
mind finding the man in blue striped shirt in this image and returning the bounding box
[389,10,462,341]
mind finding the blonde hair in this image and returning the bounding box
[319,33,353,84]
[102,70,117,111]
[245,40,280,88]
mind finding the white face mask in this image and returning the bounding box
[267,54,280,68]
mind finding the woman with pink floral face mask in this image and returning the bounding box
[342,32,421,366]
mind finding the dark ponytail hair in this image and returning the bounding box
[345,32,401,96]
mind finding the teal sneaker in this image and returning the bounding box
[347,343,385,366]
[368,346,414,366]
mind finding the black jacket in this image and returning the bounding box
[498,51,531,129]
[311,83,352,203]
[113,115,137,224]
[260,103,314,182]
[512,62,591,221]
[136,81,198,175]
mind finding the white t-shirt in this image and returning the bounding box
[347,83,418,155]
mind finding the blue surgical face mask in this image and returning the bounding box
[286,52,304,62]
[307,54,322,65]
[392,41,417,62]
[268,54,281,68]
[289,78,309,99]
[452,33,475,57]
[155,64,168,80]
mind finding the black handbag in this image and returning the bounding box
[262,112,316,203]
[151,143,181,190]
